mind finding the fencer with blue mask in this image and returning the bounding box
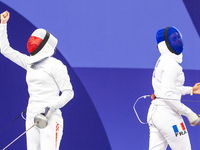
[147,26,200,150]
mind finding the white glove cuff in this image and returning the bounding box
[190,87,193,96]
[178,104,198,123]
[186,111,198,124]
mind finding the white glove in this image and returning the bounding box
[178,104,200,126]
[189,114,200,126]
[34,106,54,129]
[39,106,54,120]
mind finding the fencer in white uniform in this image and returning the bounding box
[147,26,200,150]
[0,11,74,150]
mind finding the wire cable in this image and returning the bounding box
[133,94,200,124]
[0,110,26,134]
[133,95,151,124]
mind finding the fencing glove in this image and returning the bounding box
[34,106,54,129]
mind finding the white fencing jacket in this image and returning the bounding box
[152,41,192,114]
[0,24,74,118]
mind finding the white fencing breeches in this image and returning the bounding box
[147,104,191,150]
[26,111,63,150]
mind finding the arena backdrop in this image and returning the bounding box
[0,0,200,149]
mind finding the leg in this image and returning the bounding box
[164,121,191,150]
[149,124,168,150]
[148,105,168,150]
[153,106,191,150]
[40,110,63,150]
[26,117,40,150]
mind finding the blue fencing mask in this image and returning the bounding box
[164,26,183,55]
[156,28,165,44]
[156,26,183,55]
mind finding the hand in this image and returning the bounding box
[192,83,200,95]
[34,106,54,129]
[190,115,200,126]
[40,106,54,120]
[1,11,10,24]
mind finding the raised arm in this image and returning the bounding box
[1,11,10,24]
